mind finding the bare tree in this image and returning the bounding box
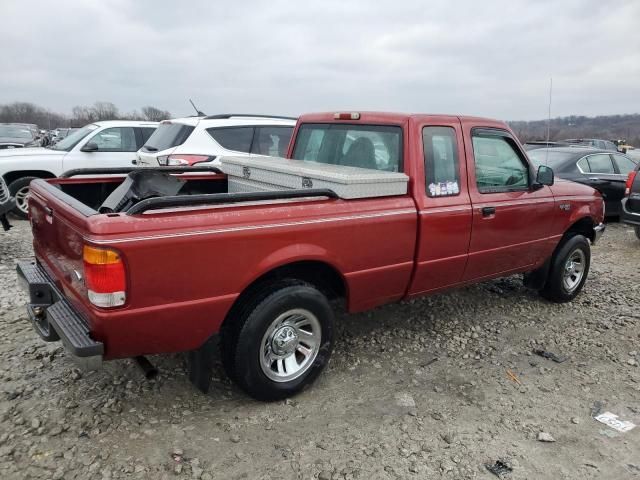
[142,106,171,121]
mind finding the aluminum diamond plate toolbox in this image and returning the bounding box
[220,156,408,199]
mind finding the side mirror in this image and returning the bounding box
[535,165,554,186]
[81,141,99,152]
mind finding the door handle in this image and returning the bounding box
[481,206,496,217]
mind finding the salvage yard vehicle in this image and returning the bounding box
[17,112,605,401]
[0,123,41,149]
[527,147,638,216]
[135,114,296,167]
[0,120,158,218]
[0,176,15,230]
[621,164,640,240]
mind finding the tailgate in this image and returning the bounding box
[28,179,93,310]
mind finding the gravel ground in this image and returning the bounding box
[1,220,639,480]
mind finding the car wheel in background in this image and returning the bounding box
[8,176,38,219]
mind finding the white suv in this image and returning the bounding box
[0,120,158,217]
[135,114,296,167]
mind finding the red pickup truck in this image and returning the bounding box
[17,112,605,401]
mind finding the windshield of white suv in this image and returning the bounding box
[142,123,195,152]
[0,125,34,139]
[48,124,98,151]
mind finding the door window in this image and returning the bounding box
[207,127,254,153]
[587,154,614,174]
[89,127,137,152]
[612,154,637,175]
[472,133,529,192]
[423,126,460,197]
[251,126,293,156]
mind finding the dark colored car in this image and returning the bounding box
[523,141,570,151]
[621,165,640,240]
[562,138,619,152]
[0,123,40,149]
[528,147,638,216]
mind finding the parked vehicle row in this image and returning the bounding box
[17,111,605,401]
[527,147,638,216]
[0,115,297,218]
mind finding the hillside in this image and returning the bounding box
[508,114,640,145]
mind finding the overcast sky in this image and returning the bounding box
[1,0,639,121]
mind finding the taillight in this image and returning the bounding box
[625,170,637,196]
[157,154,215,166]
[83,245,126,308]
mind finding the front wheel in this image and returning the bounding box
[540,234,591,303]
[221,281,335,401]
[8,176,38,219]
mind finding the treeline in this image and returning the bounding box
[0,102,172,129]
[509,114,640,146]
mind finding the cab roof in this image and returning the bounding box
[298,111,507,128]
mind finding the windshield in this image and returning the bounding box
[142,123,194,152]
[527,149,575,167]
[49,124,98,151]
[0,125,34,139]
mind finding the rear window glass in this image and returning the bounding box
[292,124,402,172]
[207,127,254,153]
[142,123,194,152]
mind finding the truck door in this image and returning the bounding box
[63,126,140,172]
[462,124,555,281]
[408,118,473,295]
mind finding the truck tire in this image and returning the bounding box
[8,176,38,219]
[221,280,334,401]
[540,234,590,303]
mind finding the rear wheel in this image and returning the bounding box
[540,234,590,303]
[221,281,334,401]
[8,176,38,219]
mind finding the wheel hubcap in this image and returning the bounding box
[15,186,29,214]
[260,308,321,383]
[562,249,585,292]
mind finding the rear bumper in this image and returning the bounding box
[593,222,606,244]
[16,259,103,369]
[621,198,640,227]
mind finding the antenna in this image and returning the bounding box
[544,77,553,165]
[189,99,205,117]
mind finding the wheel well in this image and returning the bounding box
[221,261,346,330]
[3,170,56,185]
[566,217,596,243]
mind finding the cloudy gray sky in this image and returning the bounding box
[2,0,639,120]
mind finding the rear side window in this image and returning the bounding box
[143,123,194,152]
[423,126,460,197]
[292,124,402,172]
[251,126,293,156]
[577,157,590,172]
[612,154,637,175]
[472,132,529,192]
[139,127,156,146]
[587,154,614,173]
[207,127,254,153]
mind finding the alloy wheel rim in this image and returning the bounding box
[260,308,321,382]
[562,249,586,292]
[15,186,29,214]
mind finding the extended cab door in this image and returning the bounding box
[408,117,473,295]
[462,123,555,281]
[63,126,141,171]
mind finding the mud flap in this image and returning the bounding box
[523,258,551,290]
[187,337,216,393]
